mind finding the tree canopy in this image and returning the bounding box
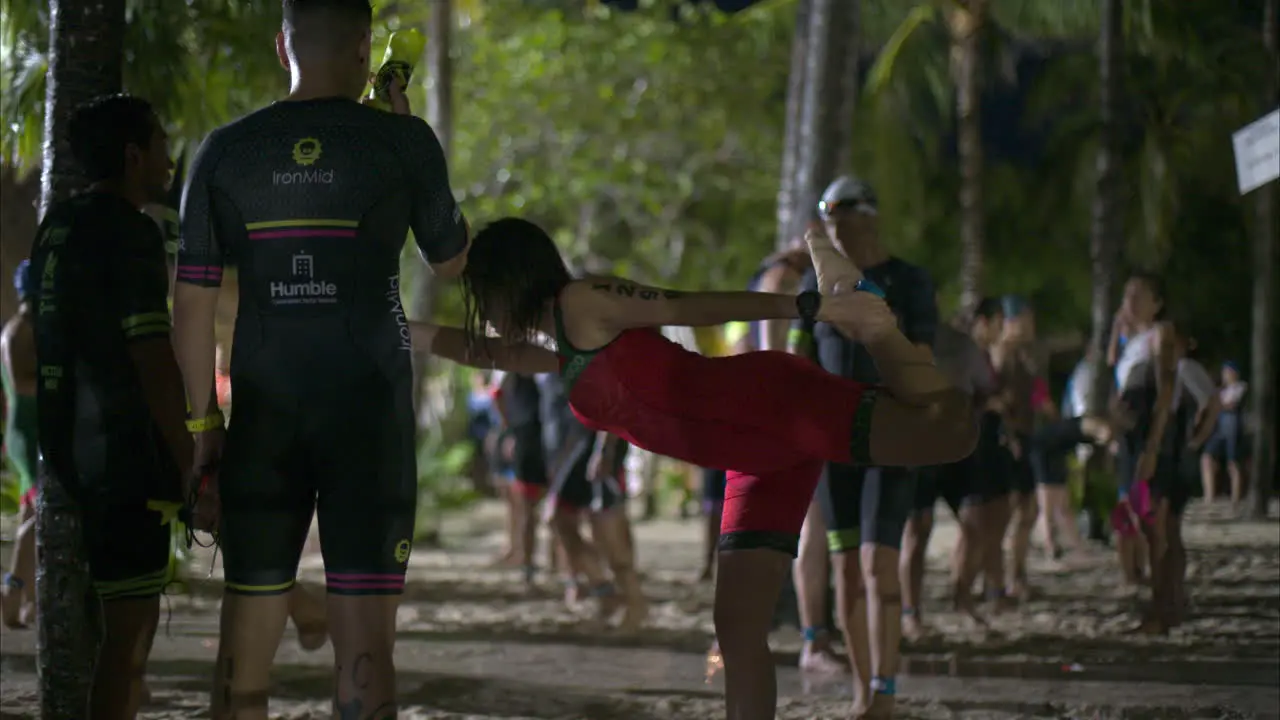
[0,0,1270,370]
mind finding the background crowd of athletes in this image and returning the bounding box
[448,174,1255,651]
[0,174,1257,689]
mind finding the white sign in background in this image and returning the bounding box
[1232,108,1280,195]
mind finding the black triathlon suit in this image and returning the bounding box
[540,373,624,512]
[791,258,938,553]
[177,99,468,596]
[500,373,549,492]
[925,323,998,514]
[29,192,178,601]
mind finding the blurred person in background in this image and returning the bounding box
[900,297,999,638]
[1126,322,1219,633]
[1,259,37,629]
[990,295,1050,601]
[791,176,939,716]
[1110,273,1167,587]
[1200,361,1248,511]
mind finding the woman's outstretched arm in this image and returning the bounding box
[411,323,560,375]
[579,277,807,331]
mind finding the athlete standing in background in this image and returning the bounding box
[791,177,939,719]
[171,1,470,715]
[899,300,998,637]
[1,260,38,629]
[29,94,203,718]
[749,237,840,672]
[1200,361,1248,510]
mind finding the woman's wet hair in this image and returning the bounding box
[460,217,572,355]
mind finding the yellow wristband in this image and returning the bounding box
[186,412,225,433]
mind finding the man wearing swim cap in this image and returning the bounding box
[790,176,939,718]
[1,260,38,629]
[170,0,469,714]
[28,93,200,718]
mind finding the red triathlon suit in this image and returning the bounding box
[551,299,878,555]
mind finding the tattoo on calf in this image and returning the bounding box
[352,651,373,689]
[334,652,379,720]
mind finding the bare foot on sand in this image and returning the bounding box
[902,613,927,642]
[799,644,845,674]
[1009,582,1038,603]
[854,693,895,719]
[1,581,28,630]
[618,596,650,633]
[953,590,988,627]
[597,590,624,624]
[489,550,520,568]
[1130,614,1170,636]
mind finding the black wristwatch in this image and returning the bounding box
[796,290,822,325]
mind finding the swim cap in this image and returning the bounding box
[1001,294,1030,319]
[13,259,31,302]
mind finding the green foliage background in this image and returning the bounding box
[0,0,1272,523]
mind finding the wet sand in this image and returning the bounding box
[2,499,1277,719]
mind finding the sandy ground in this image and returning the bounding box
[1,499,1278,719]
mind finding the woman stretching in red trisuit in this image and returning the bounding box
[415,217,977,720]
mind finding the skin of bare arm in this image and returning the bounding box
[411,323,560,375]
[758,265,802,352]
[127,339,196,494]
[580,278,814,331]
[1107,311,1128,367]
[429,233,471,279]
[1,316,36,394]
[587,431,612,482]
[1136,323,1179,480]
[171,284,221,421]
[1188,396,1222,449]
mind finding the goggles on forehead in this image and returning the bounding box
[818,199,877,217]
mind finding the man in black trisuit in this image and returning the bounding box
[170,1,470,715]
[790,176,938,719]
[29,94,198,718]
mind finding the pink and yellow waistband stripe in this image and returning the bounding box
[246,219,359,240]
[325,571,406,595]
[175,264,224,282]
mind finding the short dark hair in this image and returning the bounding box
[1128,271,1164,302]
[68,94,157,182]
[973,296,1003,322]
[282,0,372,29]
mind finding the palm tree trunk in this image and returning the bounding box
[1085,0,1124,417]
[834,0,862,175]
[410,0,454,425]
[1248,0,1277,518]
[37,0,127,714]
[775,0,810,249]
[793,0,858,237]
[951,0,987,315]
